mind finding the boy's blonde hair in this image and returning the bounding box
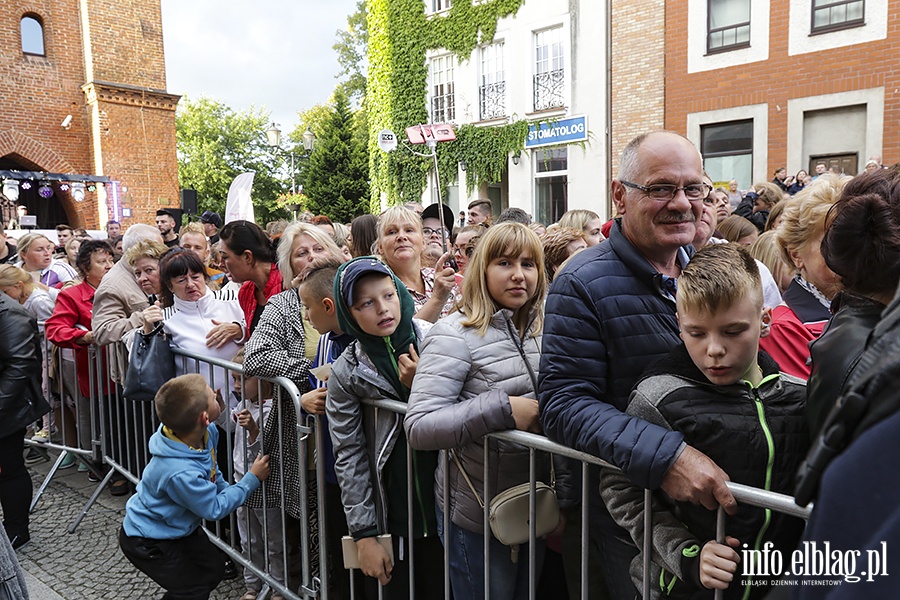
[678,244,762,316]
[178,221,208,245]
[460,222,547,337]
[298,256,342,303]
[155,374,210,434]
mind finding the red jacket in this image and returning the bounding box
[45,282,112,397]
[759,304,818,380]
[238,264,283,337]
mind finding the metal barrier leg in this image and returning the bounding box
[68,466,116,534]
[714,507,725,600]
[29,451,69,513]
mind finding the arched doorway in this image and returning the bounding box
[1,154,73,228]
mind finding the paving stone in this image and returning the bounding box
[14,455,248,599]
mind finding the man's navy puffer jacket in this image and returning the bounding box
[538,219,690,490]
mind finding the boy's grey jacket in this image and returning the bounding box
[326,319,431,537]
[405,309,575,535]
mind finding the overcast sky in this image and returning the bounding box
[160,0,359,133]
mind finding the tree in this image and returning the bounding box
[176,96,290,225]
[301,89,370,223]
[333,1,368,105]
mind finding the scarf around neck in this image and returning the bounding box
[334,256,418,401]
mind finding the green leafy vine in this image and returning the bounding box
[366,0,525,207]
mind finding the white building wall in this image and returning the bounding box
[424,0,610,223]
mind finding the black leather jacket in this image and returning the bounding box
[806,292,885,436]
[0,294,50,438]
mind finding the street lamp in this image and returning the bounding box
[266,123,316,196]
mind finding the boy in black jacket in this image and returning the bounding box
[600,244,810,599]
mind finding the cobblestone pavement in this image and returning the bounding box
[17,449,246,599]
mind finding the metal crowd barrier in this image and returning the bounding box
[346,397,814,600]
[24,332,816,600]
[25,336,317,600]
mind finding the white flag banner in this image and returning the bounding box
[224,172,256,224]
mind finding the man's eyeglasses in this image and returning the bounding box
[621,180,711,202]
[422,227,447,238]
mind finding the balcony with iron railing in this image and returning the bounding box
[533,69,565,112]
[479,81,506,121]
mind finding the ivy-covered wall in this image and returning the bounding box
[366,0,526,208]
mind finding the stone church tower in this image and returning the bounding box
[0,0,179,230]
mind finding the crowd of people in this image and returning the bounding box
[0,131,897,600]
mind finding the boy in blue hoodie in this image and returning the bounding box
[119,374,270,599]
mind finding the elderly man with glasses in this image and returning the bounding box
[538,131,737,598]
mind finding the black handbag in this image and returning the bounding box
[123,326,175,401]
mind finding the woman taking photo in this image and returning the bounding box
[405,223,572,600]
[219,220,281,337]
[376,206,459,322]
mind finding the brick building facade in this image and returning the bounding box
[0,0,178,230]
[611,0,666,179]
[665,0,895,189]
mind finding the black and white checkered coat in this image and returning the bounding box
[244,288,313,518]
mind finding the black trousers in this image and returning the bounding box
[0,429,30,540]
[119,527,225,600]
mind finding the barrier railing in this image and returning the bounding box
[25,334,815,600]
[344,397,814,600]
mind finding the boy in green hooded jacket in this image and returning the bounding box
[326,256,443,598]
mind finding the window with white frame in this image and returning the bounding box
[533,27,565,112]
[429,0,452,13]
[812,0,865,33]
[534,147,568,225]
[430,55,455,123]
[707,0,751,53]
[700,120,753,190]
[479,43,505,120]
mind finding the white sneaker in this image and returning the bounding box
[31,429,51,443]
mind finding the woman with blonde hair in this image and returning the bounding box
[406,223,571,599]
[775,175,845,335]
[540,226,588,280]
[376,205,460,322]
[15,232,77,300]
[749,231,795,294]
[243,221,348,580]
[557,209,604,246]
[753,175,845,379]
[717,215,759,246]
[0,264,62,448]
